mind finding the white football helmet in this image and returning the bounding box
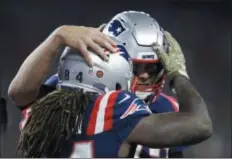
[57,38,133,94]
[103,11,169,101]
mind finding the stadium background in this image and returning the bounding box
[0,0,231,157]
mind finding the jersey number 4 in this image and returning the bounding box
[70,140,94,158]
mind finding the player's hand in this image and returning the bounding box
[55,25,117,66]
[152,31,189,81]
[98,23,107,31]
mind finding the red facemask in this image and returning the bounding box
[130,61,165,102]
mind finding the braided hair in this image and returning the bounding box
[17,88,94,157]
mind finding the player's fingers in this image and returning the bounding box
[91,28,116,48]
[152,42,169,64]
[152,43,165,55]
[164,31,175,46]
[90,28,116,52]
[85,38,109,61]
[98,23,107,31]
[164,31,173,40]
[78,41,93,67]
[94,36,117,53]
[94,30,116,46]
[102,34,117,49]
[164,31,180,49]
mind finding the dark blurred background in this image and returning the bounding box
[0,0,231,157]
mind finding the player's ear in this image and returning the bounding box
[98,23,107,32]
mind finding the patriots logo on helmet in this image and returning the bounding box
[116,45,131,63]
[105,45,131,63]
[104,44,132,73]
[108,19,126,37]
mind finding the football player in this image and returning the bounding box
[8,25,212,157]
[102,11,194,158]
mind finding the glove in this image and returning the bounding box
[153,31,189,82]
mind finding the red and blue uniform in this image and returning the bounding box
[19,74,186,157]
[66,90,151,158]
[18,75,152,157]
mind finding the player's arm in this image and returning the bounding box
[152,94,187,157]
[8,25,116,106]
[127,31,212,148]
[128,75,212,148]
[8,32,60,106]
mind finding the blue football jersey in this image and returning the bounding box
[149,93,179,114]
[19,74,185,158]
[42,74,186,158]
[19,88,152,157]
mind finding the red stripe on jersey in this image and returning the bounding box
[160,93,179,112]
[103,91,119,131]
[86,95,104,135]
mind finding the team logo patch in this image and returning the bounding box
[96,70,104,78]
[108,19,126,37]
[120,98,152,119]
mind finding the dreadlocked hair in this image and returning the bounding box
[17,87,94,157]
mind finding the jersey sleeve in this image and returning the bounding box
[114,90,152,121]
[149,93,179,113]
[113,90,152,142]
[86,90,151,138]
[112,91,152,141]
